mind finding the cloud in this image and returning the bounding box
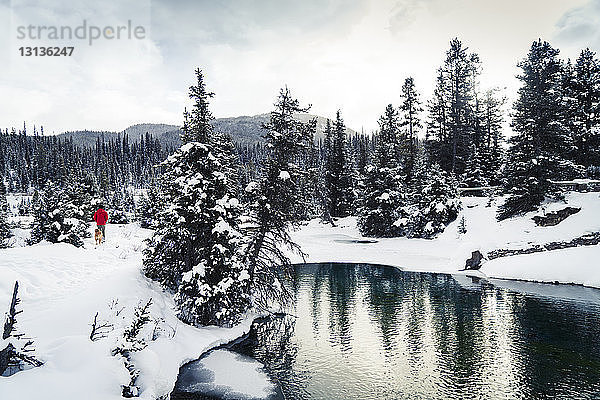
[554,0,600,55]
[150,0,367,47]
[0,0,594,135]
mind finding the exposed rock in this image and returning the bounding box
[532,207,581,227]
[487,231,600,260]
[464,250,484,270]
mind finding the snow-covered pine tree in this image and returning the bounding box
[399,77,423,181]
[358,104,407,237]
[325,110,356,217]
[564,48,600,168]
[499,40,576,220]
[243,87,315,310]
[427,38,481,174]
[73,172,102,220]
[29,190,43,244]
[322,119,334,222]
[409,163,461,238]
[0,179,12,248]
[461,144,488,194]
[479,88,505,185]
[303,126,323,219]
[107,189,133,224]
[29,179,90,247]
[143,69,250,326]
[136,183,163,229]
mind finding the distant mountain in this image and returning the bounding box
[59,123,181,149]
[57,114,359,149]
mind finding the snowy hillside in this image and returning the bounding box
[0,224,256,400]
[291,192,600,287]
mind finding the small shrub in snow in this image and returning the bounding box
[112,299,153,398]
[458,216,467,235]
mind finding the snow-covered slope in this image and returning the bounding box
[291,192,600,287]
[0,224,256,400]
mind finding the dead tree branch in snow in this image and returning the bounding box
[1,281,43,376]
[89,312,114,341]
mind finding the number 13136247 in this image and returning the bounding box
[19,47,74,56]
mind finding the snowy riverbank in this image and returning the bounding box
[2,192,599,400]
[291,192,600,288]
[0,224,257,400]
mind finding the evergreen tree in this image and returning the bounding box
[427,38,481,174]
[408,163,461,238]
[499,40,576,220]
[0,179,12,248]
[358,105,407,237]
[564,48,600,167]
[322,119,334,222]
[399,77,423,181]
[244,87,315,309]
[479,88,505,185]
[29,180,90,247]
[107,190,132,224]
[325,110,356,217]
[461,144,488,193]
[143,69,250,326]
[136,184,163,229]
[297,119,321,220]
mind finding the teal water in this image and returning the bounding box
[230,263,600,399]
[173,263,600,400]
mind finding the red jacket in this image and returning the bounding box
[94,208,109,225]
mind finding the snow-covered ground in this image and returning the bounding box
[2,191,599,399]
[0,224,257,400]
[291,192,600,288]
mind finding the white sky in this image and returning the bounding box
[0,0,599,135]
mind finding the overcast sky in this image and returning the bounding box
[1,0,599,134]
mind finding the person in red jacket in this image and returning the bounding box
[93,205,109,242]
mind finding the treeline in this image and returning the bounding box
[0,126,170,194]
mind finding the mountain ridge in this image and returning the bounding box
[57,114,360,149]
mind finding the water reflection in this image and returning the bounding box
[232,263,600,400]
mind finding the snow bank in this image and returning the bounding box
[0,223,256,400]
[482,246,600,288]
[292,192,600,287]
[174,349,277,399]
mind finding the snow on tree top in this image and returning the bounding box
[245,182,259,193]
[279,171,291,181]
[377,193,390,201]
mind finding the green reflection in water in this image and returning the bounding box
[232,263,600,400]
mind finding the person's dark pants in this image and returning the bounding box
[97,224,106,241]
